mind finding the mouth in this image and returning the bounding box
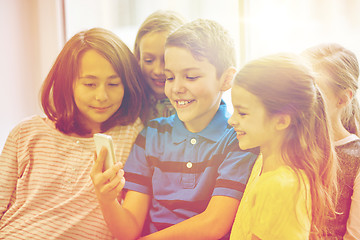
[235,130,246,138]
[174,99,195,108]
[152,78,166,87]
[91,106,111,112]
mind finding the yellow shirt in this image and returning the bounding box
[230,155,311,240]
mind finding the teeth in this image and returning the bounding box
[177,100,191,106]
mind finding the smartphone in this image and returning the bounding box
[93,133,116,171]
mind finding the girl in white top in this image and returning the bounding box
[0,28,145,239]
[303,43,360,240]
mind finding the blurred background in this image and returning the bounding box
[1,0,360,151]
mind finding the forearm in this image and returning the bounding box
[139,196,239,240]
[99,199,142,240]
[140,212,222,240]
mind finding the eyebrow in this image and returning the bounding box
[79,74,119,79]
[232,104,248,110]
[164,67,201,73]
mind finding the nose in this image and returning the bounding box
[228,114,237,127]
[153,59,165,76]
[171,78,186,94]
[95,85,109,102]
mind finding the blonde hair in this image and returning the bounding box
[233,53,337,239]
[302,43,360,136]
[134,10,186,61]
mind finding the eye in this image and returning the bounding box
[186,76,200,80]
[238,112,248,117]
[166,76,174,81]
[144,58,153,64]
[108,83,120,87]
[84,83,96,87]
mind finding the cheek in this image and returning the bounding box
[112,88,125,102]
[141,64,152,76]
[164,82,172,97]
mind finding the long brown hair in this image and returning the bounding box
[41,28,146,135]
[302,43,360,136]
[233,53,337,239]
[134,10,186,123]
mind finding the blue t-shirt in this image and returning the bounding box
[124,102,257,234]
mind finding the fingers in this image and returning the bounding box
[100,169,125,193]
[91,147,108,176]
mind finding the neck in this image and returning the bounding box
[260,134,286,174]
[261,150,285,174]
[331,116,351,141]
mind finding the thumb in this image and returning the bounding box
[91,147,108,174]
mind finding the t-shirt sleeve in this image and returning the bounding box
[250,171,311,240]
[0,127,19,218]
[123,128,153,195]
[213,137,258,200]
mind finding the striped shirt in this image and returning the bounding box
[0,115,143,240]
[124,102,258,236]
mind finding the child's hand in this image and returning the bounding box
[90,147,125,204]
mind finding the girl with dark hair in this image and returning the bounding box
[0,28,145,239]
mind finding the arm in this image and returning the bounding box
[90,148,151,240]
[0,132,18,219]
[139,195,239,240]
[344,170,360,240]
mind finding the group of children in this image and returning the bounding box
[0,9,359,240]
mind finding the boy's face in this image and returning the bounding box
[139,31,168,99]
[164,46,224,132]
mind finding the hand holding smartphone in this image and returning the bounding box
[93,133,116,171]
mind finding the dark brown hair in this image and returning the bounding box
[41,28,146,135]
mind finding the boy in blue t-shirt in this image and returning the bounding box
[91,19,258,240]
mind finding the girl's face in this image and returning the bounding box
[73,49,124,134]
[228,85,278,151]
[139,31,168,99]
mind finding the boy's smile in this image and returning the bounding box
[164,47,225,133]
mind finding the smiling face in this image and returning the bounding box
[139,31,169,99]
[228,85,279,151]
[164,46,227,132]
[73,49,124,134]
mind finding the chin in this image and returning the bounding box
[238,142,251,151]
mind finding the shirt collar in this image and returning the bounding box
[172,100,230,143]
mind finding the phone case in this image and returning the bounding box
[93,133,116,171]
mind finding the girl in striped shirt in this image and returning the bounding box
[0,28,145,240]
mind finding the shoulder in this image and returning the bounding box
[146,115,175,134]
[336,138,360,162]
[8,115,52,137]
[257,167,307,196]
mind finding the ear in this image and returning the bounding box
[219,67,237,91]
[337,89,353,108]
[274,114,291,131]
